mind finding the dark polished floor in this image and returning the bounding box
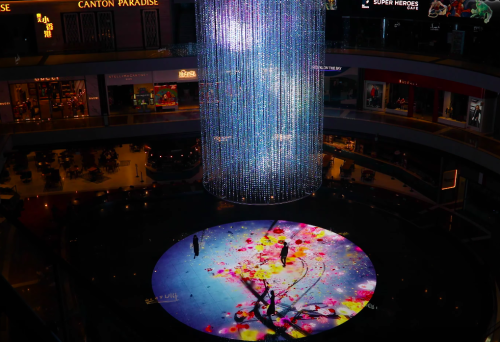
[6,183,491,342]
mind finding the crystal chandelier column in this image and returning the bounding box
[196,0,324,205]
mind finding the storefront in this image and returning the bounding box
[5,76,93,121]
[323,67,358,109]
[363,69,491,132]
[106,69,198,115]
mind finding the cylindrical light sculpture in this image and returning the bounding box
[196,0,324,205]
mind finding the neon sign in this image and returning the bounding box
[442,170,458,190]
[78,0,159,8]
[0,4,11,12]
[178,70,197,79]
[36,13,53,38]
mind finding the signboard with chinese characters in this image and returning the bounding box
[36,13,53,38]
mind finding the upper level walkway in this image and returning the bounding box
[3,107,500,175]
[2,45,500,91]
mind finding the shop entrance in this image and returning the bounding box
[414,87,435,121]
[10,80,88,121]
[177,82,199,110]
[108,85,134,114]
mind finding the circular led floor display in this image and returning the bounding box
[152,220,376,340]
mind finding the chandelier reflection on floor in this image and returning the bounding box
[196,0,325,204]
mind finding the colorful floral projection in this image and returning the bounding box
[152,220,376,341]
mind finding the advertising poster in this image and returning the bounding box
[154,84,178,109]
[428,0,495,23]
[468,97,483,128]
[365,81,385,110]
[134,87,151,106]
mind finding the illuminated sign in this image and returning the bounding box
[362,0,419,10]
[399,79,417,86]
[0,102,11,106]
[78,0,159,8]
[36,13,53,38]
[178,70,197,79]
[314,65,343,71]
[88,97,99,100]
[34,77,59,81]
[442,170,458,190]
[0,4,11,12]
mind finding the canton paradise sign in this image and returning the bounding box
[78,0,159,8]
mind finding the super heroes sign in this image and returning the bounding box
[363,0,419,10]
[78,0,159,8]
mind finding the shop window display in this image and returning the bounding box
[468,97,483,129]
[364,81,385,110]
[108,83,155,114]
[10,80,88,121]
[177,82,199,110]
[385,83,409,114]
[413,87,435,121]
[133,83,155,113]
[444,93,469,122]
[154,84,178,112]
[324,69,358,109]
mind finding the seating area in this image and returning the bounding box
[0,144,202,198]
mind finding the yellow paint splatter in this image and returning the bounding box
[241,329,259,341]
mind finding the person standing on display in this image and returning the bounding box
[193,235,199,259]
[267,290,276,318]
[280,242,288,267]
[370,85,376,107]
[374,86,380,107]
[471,105,481,127]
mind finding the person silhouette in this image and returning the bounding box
[267,290,275,318]
[280,242,288,267]
[193,235,199,259]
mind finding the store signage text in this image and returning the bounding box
[430,23,440,31]
[0,4,11,12]
[36,13,54,38]
[145,293,178,304]
[178,70,197,79]
[34,77,59,81]
[108,73,148,81]
[313,65,343,71]
[363,0,418,10]
[399,79,417,86]
[89,97,99,100]
[78,0,159,8]
[0,102,11,106]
